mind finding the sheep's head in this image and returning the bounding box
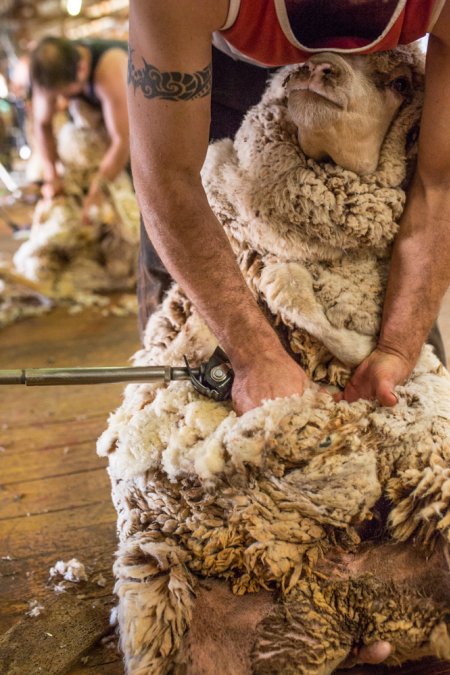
[284,46,424,174]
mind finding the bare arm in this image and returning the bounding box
[94,49,130,181]
[32,88,61,189]
[128,0,310,413]
[343,1,450,404]
[82,49,130,220]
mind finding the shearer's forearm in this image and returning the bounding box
[35,123,59,180]
[138,176,282,367]
[379,175,450,364]
[379,28,450,366]
[98,139,129,182]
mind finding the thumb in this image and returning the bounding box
[376,379,398,407]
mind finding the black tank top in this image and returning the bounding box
[75,39,128,107]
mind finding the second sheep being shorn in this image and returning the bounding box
[13,100,139,313]
[98,45,450,674]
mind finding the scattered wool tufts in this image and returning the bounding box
[26,599,44,617]
[49,558,88,583]
[93,573,107,587]
[53,581,68,593]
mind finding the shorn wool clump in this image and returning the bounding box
[98,45,450,674]
[13,100,139,311]
[0,267,52,329]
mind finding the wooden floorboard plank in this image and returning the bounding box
[0,443,106,484]
[0,467,111,518]
[69,659,123,675]
[0,546,117,634]
[0,307,139,359]
[0,384,126,426]
[0,229,131,672]
[0,592,115,675]
[0,590,117,638]
[0,414,109,451]
[0,502,116,559]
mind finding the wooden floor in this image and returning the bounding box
[0,307,140,673]
[1,219,450,674]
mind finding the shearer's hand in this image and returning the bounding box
[231,349,313,416]
[342,640,392,668]
[82,178,104,225]
[336,347,411,406]
[41,176,64,200]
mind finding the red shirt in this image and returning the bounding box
[219,0,444,66]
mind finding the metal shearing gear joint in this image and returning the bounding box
[0,347,234,401]
[183,347,234,401]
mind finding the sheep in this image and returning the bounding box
[98,44,450,674]
[0,268,53,329]
[12,99,140,311]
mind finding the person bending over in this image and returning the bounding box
[31,36,129,218]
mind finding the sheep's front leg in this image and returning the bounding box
[251,578,353,675]
[252,569,450,675]
[113,537,195,675]
[259,261,374,368]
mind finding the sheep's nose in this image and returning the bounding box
[298,60,341,80]
[312,61,335,74]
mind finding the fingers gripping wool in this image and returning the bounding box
[99,46,450,674]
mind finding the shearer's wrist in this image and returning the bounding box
[375,340,417,371]
[92,173,110,193]
[43,166,59,182]
[225,327,288,372]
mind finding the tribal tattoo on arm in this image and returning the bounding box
[128,49,212,101]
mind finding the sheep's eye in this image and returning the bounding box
[390,76,411,94]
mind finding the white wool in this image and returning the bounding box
[400,347,450,421]
[162,411,235,481]
[192,434,228,478]
[53,581,68,593]
[49,558,88,583]
[183,400,230,436]
[103,383,202,479]
[57,120,107,169]
[107,406,167,479]
[93,573,107,587]
[13,242,47,283]
[259,262,375,366]
[107,373,435,486]
[26,599,44,617]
